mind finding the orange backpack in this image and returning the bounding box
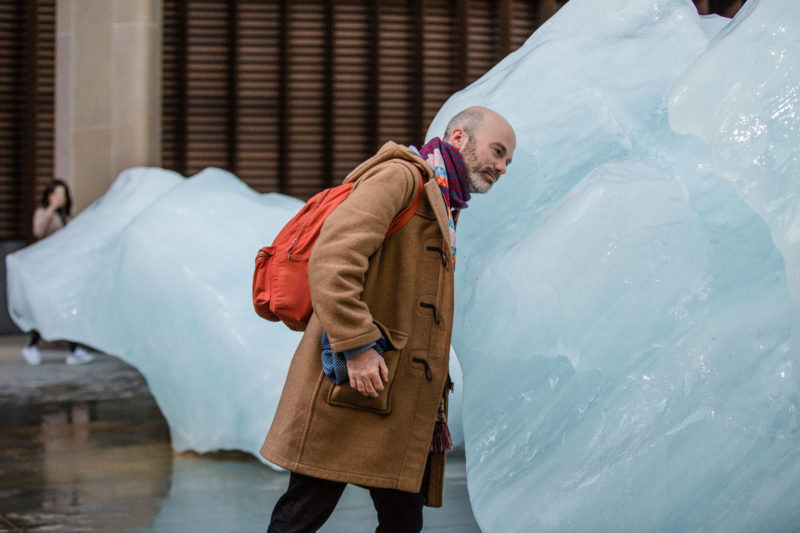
[253,170,425,331]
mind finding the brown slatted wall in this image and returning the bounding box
[284,3,327,197]
[512,0,537,50]
[0,0,54,240]
[332,1,373,183]
[161,0,183,174]
[538,0,566,23]
[0,2,25,238]
[422,1,457,135]
[467,0,499,84]
[34,1,55,203]
[161,0,541,200]
[184,1,233,176]
[237,2,281,191]
[377,0,416,147]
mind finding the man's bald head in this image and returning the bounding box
[444,107,485,141]
[443,107,516,193]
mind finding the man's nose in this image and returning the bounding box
[495,159,507,175]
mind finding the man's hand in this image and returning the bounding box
[347,348,388,398]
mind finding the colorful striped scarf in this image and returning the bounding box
[408,138,462,454]
[410,138,469,269]
[415,137,470,211]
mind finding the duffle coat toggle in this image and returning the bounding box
[419,302,441,324]
[426,245,448,267]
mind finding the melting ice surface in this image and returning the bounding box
[423,0,799,530]
[6,169,466,457]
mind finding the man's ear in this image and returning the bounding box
[447,128,468,151]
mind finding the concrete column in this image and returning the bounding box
[56,0,162,213]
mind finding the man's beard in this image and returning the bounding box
[462,139,498,194]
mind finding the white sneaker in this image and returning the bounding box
[65,346,95,365]
[21,345,42,365]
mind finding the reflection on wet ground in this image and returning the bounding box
[0,337,480,532]
[1,398,172,531]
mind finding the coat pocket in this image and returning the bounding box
[327,321,408,415]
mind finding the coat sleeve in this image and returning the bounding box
[308,161,418,353]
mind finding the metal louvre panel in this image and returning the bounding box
[512,0,537,50]
[467,0,498,84]
[0,1,25,238]
[332,1,373,184]
[284,2,327,198]
[184,1,234,176]
[33,1,55,204]
[161,0,183,174]
[538,0,566,22]
[377,0,416,147]
[422,0,457,135]
[161,0,541,202]
[236,1,281,192]
[0,0,54,240]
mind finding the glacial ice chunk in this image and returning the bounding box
[426,0,800,531]
[671,0,800,370]
[7,168,302,455]
[6,167,465,458]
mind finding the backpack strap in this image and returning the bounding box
[386,169,425,237]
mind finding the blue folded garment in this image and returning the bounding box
[321,330,387,384]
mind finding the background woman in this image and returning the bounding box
[20,179,95,365]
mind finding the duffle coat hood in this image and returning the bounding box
[260,141,456,507]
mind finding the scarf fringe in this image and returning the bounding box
[431,419,453,453]
[431,397,453,453]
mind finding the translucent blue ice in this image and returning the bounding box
[8,168,299,455]
[6,168,466,457]
[425,0,799,530]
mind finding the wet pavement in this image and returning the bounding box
[0,336,481,532]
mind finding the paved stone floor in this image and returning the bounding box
[0,335,481,532]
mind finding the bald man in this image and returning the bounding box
[263,107,516,533]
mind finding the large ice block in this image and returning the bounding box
[6,168,463,458]
[671,0,800,369]
[425,0,799,530]
[6,167,466,457]
[7,168,302,454]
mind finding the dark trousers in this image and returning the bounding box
[28,330,77,352]
[267,471,425,533]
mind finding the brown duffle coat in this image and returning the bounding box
[261,141,456,507]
